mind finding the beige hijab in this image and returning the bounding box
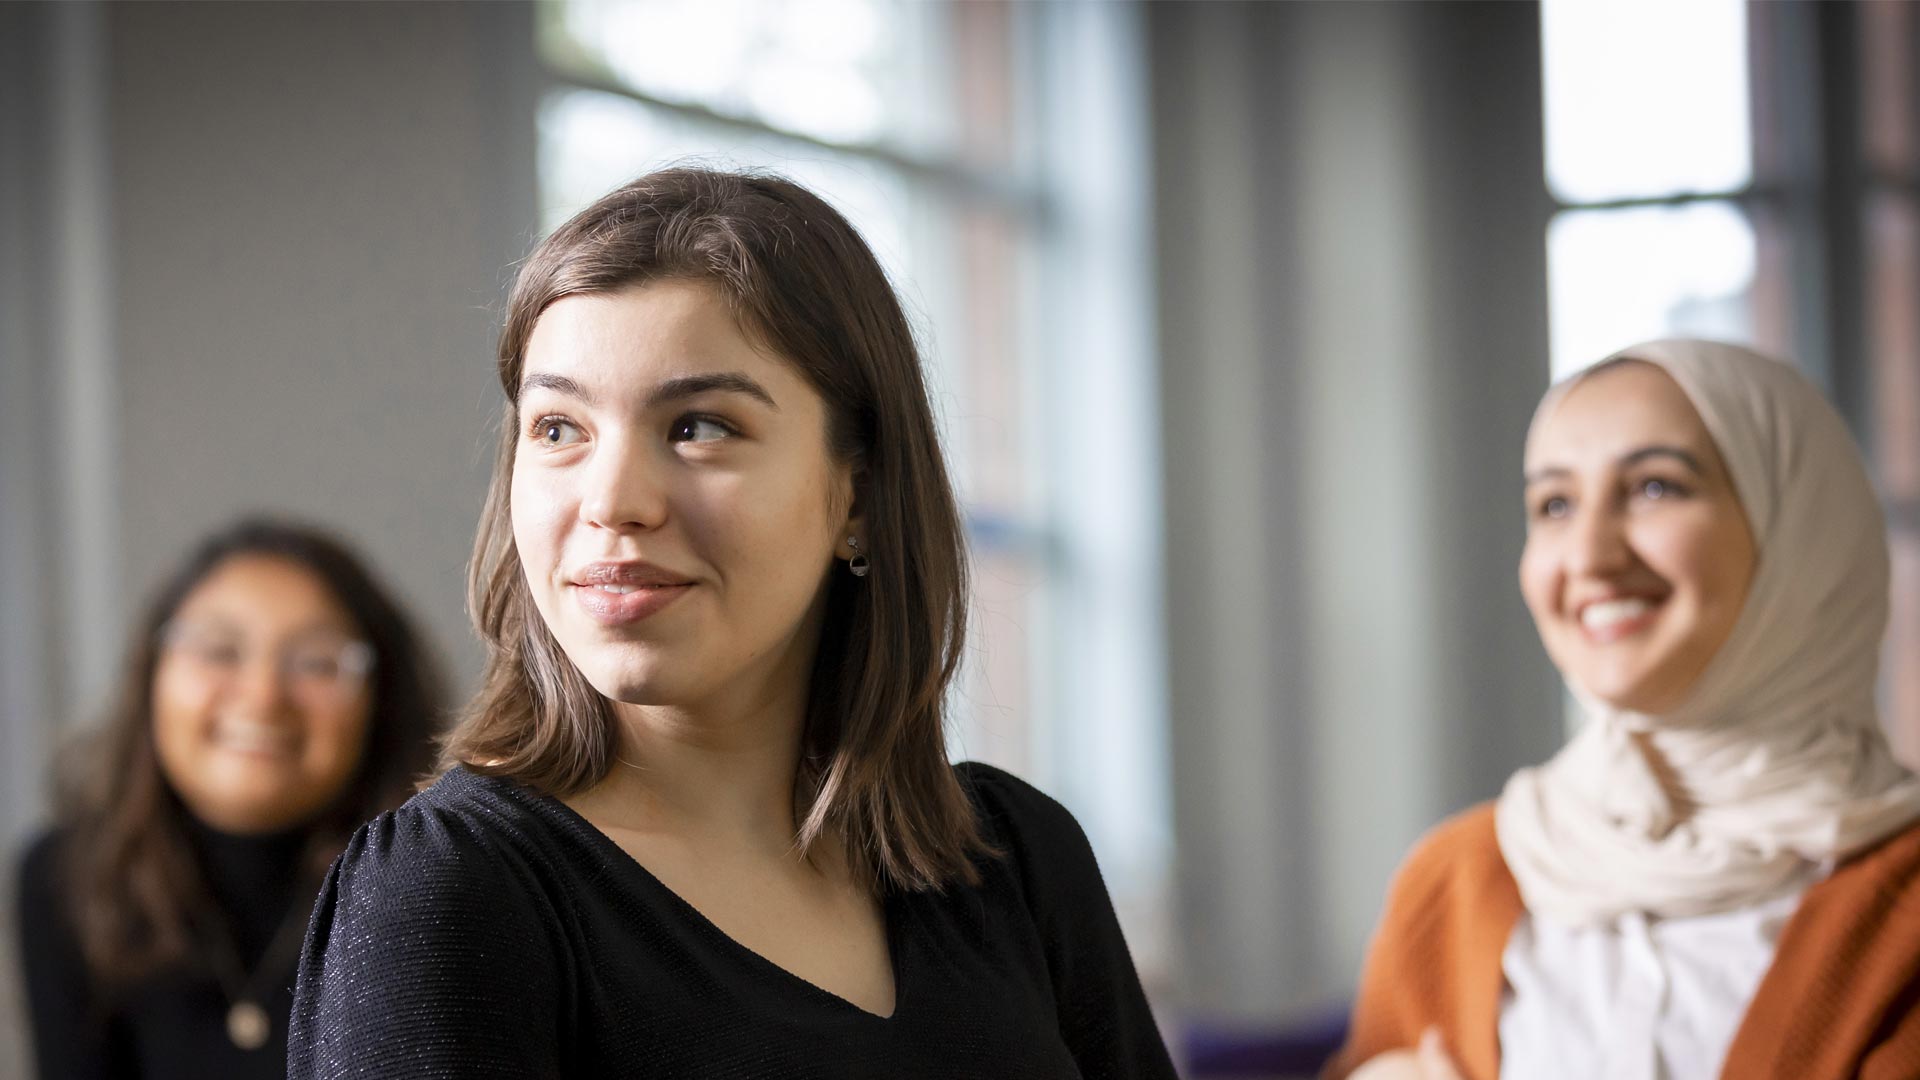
[1495,338,1920,927]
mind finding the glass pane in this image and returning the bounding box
[1889,527,1920,767]
[1547,202,1757,378]
[1868,193,1920,502]
[1747,200,1799,362]
[957,545,1045,777]
[537,89,914,283]
[540,0,959,158]
[1861,0,1919,179]
[1541,0,1750,202]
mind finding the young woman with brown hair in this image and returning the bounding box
[14,517,445,1079]
[288,168,1174,1079]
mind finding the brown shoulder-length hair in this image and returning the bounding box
[54,517,446,990]
[443,167,990,891]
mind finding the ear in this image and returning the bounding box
[837,465,875,568]
[837,466,868,551]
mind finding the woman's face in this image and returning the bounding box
[1519,361,1757,714]
[510,279,858,718]
[152,555,374,834]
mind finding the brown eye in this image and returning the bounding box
[286,651,343,680]
[532,417,584,446]
[1635,477,1688,501]
[669,415,733,444]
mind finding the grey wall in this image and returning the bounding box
[0,3,538,1070]
[108,1,540,692]
[1151,0,1564,1017]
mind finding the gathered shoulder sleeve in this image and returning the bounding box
[1326,802,1518,1080]
[288,800,572,1080]
[958,762,1177,1080]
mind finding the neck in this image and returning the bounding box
[566,592,835,852]
[573,682,812,853]
[182,815,313,959]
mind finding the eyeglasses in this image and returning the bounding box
[158,620,375,701]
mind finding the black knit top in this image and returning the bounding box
[288,762,1174,1079]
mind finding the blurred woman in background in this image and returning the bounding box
[1336,340,1920,1080]
[14,517,444,1080]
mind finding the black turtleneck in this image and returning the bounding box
[15,819,317,1080]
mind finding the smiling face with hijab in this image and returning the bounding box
[1496,339,1920,927]
[1519,359,1758,716]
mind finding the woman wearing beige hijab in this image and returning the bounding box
[1332,340,1920,1080]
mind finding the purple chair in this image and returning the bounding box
[1182,1005,1350,1078]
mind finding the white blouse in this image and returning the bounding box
[1496,884,1811,1080]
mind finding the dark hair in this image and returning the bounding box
[55,517,445,989]
[444,167,990,891]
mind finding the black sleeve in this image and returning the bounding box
[959,764,1178,1080]
[13,830,129,1080]
[287,805,569,1080]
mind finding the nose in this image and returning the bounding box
[230,651,294,717]
[1564,498,1632,578]
[577,436,668,533]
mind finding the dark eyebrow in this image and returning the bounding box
[1523,445,1706,486]
[518,372,595,405]
[645,372,779,411]
[1618,445,1705,475]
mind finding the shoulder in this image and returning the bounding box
[952,762,1109,909]
[1780,816,1920,935]
[1834,816,1920,902]
[1393,801,1507,901]
[954,761,1091,860]
[955,761,1076,828]
[1371,801,1519,963]
[1726,819,1920,1075]
[14,826,64,896]
[1331,804,1516,1079]
[13,827,81,933]
[293,770,573,1077]
[13,826,74,935]
[317,768,568,934]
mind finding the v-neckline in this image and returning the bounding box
[537,781,905,1022]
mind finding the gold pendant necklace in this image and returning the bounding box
[226,999,272,1051]
[200,886,317,1052]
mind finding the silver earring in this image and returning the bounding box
[846,536,870,578]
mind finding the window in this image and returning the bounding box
[1540,0,1767,379]
[536,1,1173,978]
[1541,0,1920,758]
[1858,0,1920,763]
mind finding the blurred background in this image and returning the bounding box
[2,1,1917,1075]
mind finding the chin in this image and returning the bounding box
[1578,673,1680,715]
[577,659,684,706]
[194,797,319,835]
[555,633,665,696]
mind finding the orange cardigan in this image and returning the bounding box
[1328,804,1920,1080]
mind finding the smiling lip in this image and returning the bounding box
[569,561,695,627]
[210,721,299,760]
[1574,594,1664,644]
